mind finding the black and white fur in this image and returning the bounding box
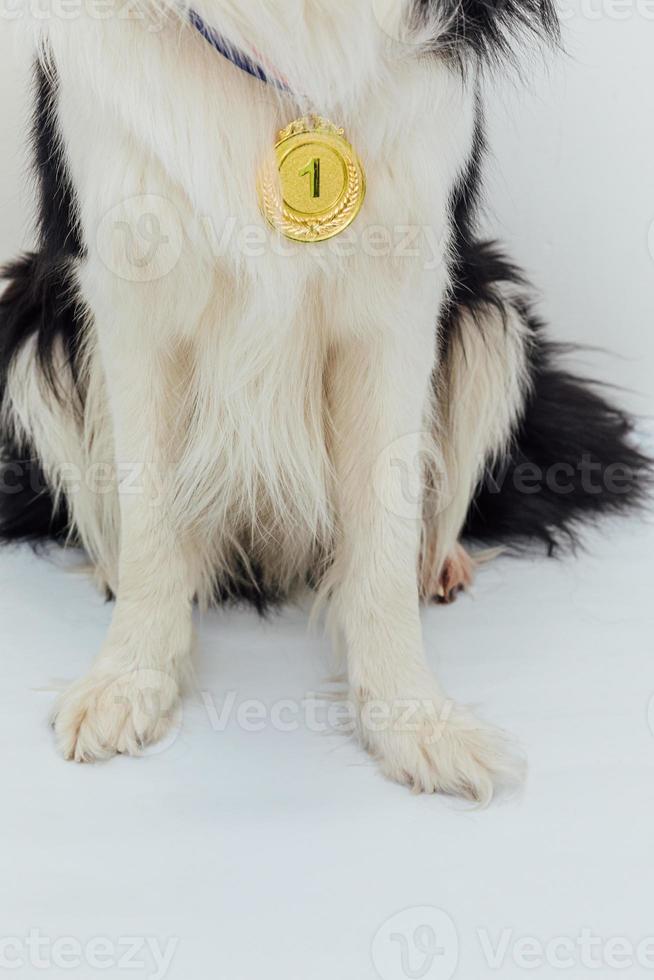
[0,0,649,799]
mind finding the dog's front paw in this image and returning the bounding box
[358,694,523,803]
[52,664,180,762]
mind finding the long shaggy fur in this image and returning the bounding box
[0,62,84,544]
[465,324,652,552]
[418,0,560,64]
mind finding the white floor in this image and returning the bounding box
[1,510,653,980]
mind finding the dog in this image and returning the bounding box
[0,0,648,800]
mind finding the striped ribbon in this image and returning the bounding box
[188,10,293,93]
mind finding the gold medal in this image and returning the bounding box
[259,116,366,243]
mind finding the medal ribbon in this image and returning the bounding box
[188,10,293,93]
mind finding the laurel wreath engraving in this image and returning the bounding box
[260,156,364,243]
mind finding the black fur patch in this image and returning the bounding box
[0,425,70,544]
[440,105,525,355]
[213,557,288,616]
[418,0,560,64]
[465,320,652,553]
[0,60,84,544]
[0,252,84,400]
[9,59,86,397]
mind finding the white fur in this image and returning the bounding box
[423,301,532,585]
[6,0,528,797]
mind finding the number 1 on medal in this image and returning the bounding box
[299,157,321,199]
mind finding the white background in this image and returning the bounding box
[1,7,654,980]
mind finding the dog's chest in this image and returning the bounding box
[52,5,475,268]
[41,3,477,562]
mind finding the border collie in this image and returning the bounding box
[0,0,649,800]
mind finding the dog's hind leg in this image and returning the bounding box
[420,298,530,603]
[422,541,475,605]
[2,324,121,594]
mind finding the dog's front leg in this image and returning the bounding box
[53,273,196,762]
[328,325,519,801]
